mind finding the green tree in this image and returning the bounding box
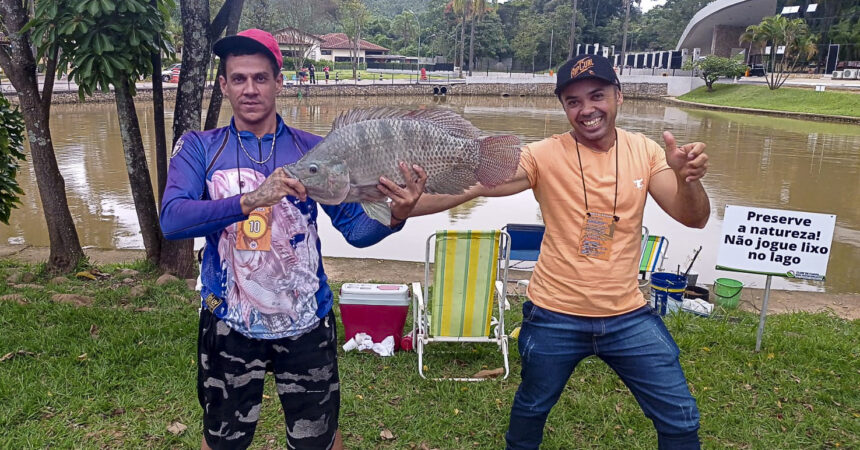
[29,0,175,264]
[682,55,746,91]
[467,0,489,76]
[512,11,543,72]
[336,0,370,79]
[0,94,26,225]
[829,7,860,61]
[740,15,819,90]
[0,0,85,272]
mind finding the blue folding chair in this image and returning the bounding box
[502,223,544,269]
[502,223,545,292]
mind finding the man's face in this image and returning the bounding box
[219,53,283,132]
[559,79,623,149]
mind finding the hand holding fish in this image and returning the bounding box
[240,168,307,215]
[377,162,429,226]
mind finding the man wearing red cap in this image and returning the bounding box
[411,54,709,448]
[160,29,426,450]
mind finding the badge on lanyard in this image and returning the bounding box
[579,210,616,260]
[237,206,272,251]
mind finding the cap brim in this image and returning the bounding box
[213,35,278,66]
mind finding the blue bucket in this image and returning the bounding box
[650,272,687,316]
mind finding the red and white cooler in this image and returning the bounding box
[339,283,410,350]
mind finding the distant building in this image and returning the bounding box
[676,0,852,72]
[317,33,389,63]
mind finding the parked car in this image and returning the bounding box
[161,63,181,82]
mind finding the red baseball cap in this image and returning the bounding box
[213,29,283,69]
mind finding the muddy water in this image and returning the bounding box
[3,96,858,293]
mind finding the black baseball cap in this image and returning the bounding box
[554,54,621,96]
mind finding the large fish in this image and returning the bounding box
[284,107,522,224]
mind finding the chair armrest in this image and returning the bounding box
[495,280,510,311]
[412,282,424,309]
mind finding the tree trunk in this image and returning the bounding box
[161,0,212,279]
[468,15,476,76]
[150,0,168,205]
[0,0,84,273]
[619,0,630,74]
[458,7,467,78]
[205,0,244,131]
[568,0,578,59]
[114,77,163,263]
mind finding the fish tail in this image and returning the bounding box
[475,135,522,186]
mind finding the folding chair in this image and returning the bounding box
[412,230,510,381]
[639,234,669,282]
[502,223,544,291]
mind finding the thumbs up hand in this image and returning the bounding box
[663,131,708,183]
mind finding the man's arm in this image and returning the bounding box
[407,165,532,218]
[648,132,710,229]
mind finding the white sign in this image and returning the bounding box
[716,205,836,280]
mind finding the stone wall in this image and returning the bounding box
[280,82,668,99]
[4,81,668,105]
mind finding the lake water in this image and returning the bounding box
[3,95,858,293]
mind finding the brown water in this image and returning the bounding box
[3,96,859,293]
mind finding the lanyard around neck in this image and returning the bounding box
[572,129,620,222]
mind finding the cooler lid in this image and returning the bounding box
[339,283,410,305]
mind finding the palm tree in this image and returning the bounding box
[740,15,819,89]
[468,0,488,76]
[452,0,470,78]
[567,0,578,60]
[619,0,639,75]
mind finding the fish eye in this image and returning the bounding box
[309,164,319,174]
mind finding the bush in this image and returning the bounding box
[0,94,26,225]
[682,55,747,91]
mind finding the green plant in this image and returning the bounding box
[0,94,26,225]
[739,15,819,90]
[682,55,747,91]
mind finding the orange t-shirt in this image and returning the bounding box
[519,128,671,317]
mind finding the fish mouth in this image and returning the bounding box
[282,165,297,178]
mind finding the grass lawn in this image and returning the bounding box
[678,84,860,118]
[1,260,858,448]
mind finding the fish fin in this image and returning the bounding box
[332,107,481,140]
[426,167,479,195]
[345,184,388,203]
[360,201,391,225]
[475,135,522,186]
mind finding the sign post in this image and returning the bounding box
[716,205,836,351]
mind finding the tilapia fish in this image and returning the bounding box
[283,107,521,224]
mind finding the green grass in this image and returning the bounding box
[1,261,858,448]
[678,84,860,118]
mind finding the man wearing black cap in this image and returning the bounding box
[160,29,427,450]
[410,54,709,448]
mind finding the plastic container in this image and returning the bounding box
[339,283,410,350]
[713,278,743,309]
[684,285,710,301]
[684,270,699,287]
[649,272,687,316]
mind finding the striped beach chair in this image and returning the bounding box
[639,234,669,281]
[412,230,511,381]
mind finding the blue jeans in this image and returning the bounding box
[505,302,700,449]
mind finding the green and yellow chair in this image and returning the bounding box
[412,230,511,381]
[639,233,669,282]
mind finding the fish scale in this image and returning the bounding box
[285,107,521,224]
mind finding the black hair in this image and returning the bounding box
[219,49,281,77]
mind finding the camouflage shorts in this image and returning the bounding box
[197,308,340,449]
